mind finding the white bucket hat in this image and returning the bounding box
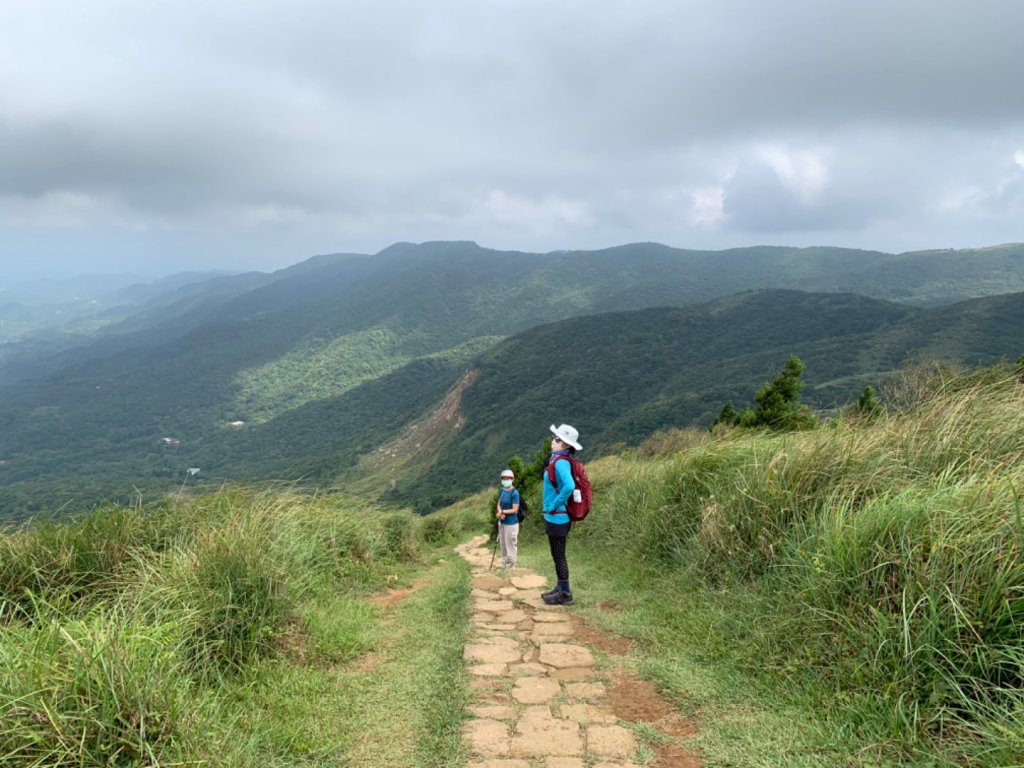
[500,468,514,479]
[549,423,582,451]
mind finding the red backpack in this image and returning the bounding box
[546,455,593,521]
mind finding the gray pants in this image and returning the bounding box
[498,522,519,567]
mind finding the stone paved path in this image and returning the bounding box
[456,534,645,768]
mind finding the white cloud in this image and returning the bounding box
[755,145,830,205]
[937,185,987,213]
[688,186,726,227]
[1015,150,1024,169]
[477,190,592,234]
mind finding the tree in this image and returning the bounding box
[739,355,818,431]
[711,401,740,430]
[853,384,883,421]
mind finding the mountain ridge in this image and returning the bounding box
[3,239,1024,518]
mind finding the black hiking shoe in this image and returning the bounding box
[541,587,560,599]
[542,590,574,606]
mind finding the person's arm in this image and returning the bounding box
[508,489,520,515]
[552,459,575,509]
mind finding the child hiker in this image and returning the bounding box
[495,468,521,569]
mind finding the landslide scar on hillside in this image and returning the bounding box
[362,369,479,473]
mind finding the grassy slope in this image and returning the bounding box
[3,361,1024,766]
[512,362,1024,766]
[0,490,483,767]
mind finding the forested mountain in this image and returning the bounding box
[381,289,1024,509]
[1,244,1023,518]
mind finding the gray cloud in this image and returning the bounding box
[1,0,1023,283]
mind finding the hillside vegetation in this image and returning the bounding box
[383,290,1024,511]
[0,488,482,766]
[3,241,1024,519]
[517,359,1024,765]
[2,360,1023,766]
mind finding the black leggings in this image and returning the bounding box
[548,533,570,581]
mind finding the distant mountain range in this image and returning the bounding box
[1,240,1022,519]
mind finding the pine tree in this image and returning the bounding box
[711,401,741,430]
[741,355,817,431]
[854,384,883,420]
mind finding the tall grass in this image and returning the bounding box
[0,487,483,766]
[574,364,1024,763]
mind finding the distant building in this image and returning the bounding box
[161,437,181,445]
[187,468,200,476]
[228,421,246,427]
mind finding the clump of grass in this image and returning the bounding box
[0,602,197,766]
[0,503,181,621]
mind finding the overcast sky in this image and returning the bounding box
[2,0,1023,286]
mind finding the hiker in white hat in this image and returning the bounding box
[541,423,582,605]
[495,468,521,569]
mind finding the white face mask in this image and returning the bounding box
[501,479,512,488]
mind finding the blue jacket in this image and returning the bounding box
[543,451,575,525]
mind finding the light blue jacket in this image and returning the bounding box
[542,451,575,525]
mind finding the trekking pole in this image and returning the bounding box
[489,532,499,569]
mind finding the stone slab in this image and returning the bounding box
[550,668,595,682]
[465,644,523,665]
[468,704,518,720]
[510,662,548,677]
[532,622,575,636]
[532,613,571,623]
[557,703,617,724]
[510,574,548,589]
[511,676,562,704]
[586,724,637,758]
[470,662,508,677]
[495,609,529,624]
[476,599,516,613]
[538,643,595,669]
[510,708,582,758]
[463,719,511,757]
[473,574,508,590]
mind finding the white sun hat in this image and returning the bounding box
[549,423,582,451]
[500,468,515,478]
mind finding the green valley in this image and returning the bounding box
[2,241,1024,519]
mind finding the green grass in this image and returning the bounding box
[194,554,471,767]
[515,363,1024,766]
[0,487,484,766]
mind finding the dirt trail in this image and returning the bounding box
[455,534,702,768]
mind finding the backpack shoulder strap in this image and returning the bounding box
[546,455,570,486]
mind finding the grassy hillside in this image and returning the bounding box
[514,359,1024,766]
[0,488,482,767]
[3,361,1023,765]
